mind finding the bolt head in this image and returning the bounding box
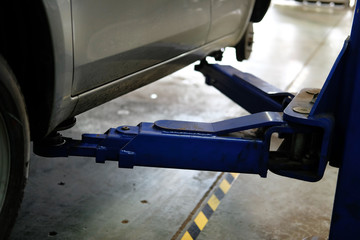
[292,106,310,114]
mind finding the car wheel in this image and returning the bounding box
[0,55,30,240]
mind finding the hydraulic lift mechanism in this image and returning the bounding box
[34,2,360,238]
[35,63,331,182]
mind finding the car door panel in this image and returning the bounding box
[71,0,210,95]
[207,0,255,43]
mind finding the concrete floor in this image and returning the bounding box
[10,1,354,240]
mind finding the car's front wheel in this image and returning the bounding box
[0,55,30,239]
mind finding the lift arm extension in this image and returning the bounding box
[36,112,282,177]
[34,63,334,182]
[195,61,294,114]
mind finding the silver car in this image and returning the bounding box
[0,0,270,238]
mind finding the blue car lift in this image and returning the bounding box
[34,2,360,238]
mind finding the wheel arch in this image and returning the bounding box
[250,0,271,23]
[0,1,56,140]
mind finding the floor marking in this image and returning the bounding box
[194,211,208,231]
[219,178,231,194]
[181,231,193,240]
[180,173,239,240]
[230,172,238,178]
[207,194,220,211]
[171,173,224,240]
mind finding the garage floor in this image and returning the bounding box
[10,1,354,240]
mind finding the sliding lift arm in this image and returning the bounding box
[34,60,335,182]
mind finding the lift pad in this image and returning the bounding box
[34,61,334,182]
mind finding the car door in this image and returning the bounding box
[71,0,211,95]
[207,0,255,42]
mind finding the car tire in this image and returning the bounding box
[235,23,254,61]
[0,55,30,240]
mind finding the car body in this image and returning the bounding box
[1,0,269,139]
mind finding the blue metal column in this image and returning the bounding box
[329,2,360,238]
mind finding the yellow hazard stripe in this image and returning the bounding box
[231,173,239,178]
[194,211,208,231]
[181,231,193,240]
[207,194,220,211]
[180,173,239,240]
[219,178,231,194]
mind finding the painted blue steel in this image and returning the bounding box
[37,115,286,177]
[328,0,360,238]
[271,88,334,181]
[154,111,283,135]
[309,39,349,167]
[117,122,268,176]
[195,62,294,113]
[35,96,333,182]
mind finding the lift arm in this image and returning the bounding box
[34,61,334,182]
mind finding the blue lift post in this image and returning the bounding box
[327,2,360,239]
[33,1,360,238]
